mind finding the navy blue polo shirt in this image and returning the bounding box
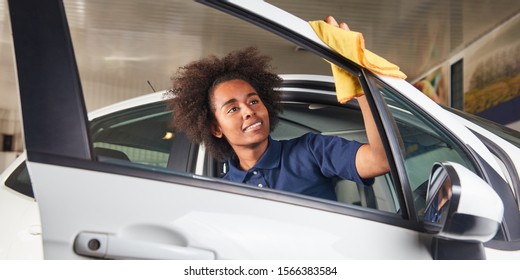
[223,133,374,200]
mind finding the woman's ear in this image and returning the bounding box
[211,123,223,138]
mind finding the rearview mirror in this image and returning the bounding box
[423,162,503,243]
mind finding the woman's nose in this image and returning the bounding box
[242,104,255,119]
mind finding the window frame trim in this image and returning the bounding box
[360,71,414,220]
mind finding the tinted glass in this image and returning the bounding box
[4,162,34,198]
[377,81,477,218]
[89,101,174,168]
[6,100,180,199]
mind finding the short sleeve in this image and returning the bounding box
[303,133,374,185]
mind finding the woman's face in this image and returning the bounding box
[210,79,270,151]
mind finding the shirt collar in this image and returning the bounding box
[226,136,281,181]
[255,136,281,170]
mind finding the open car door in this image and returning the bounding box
[11,0,498,259]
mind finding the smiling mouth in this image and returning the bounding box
[243,121,262,132]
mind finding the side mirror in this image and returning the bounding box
[423,162,503,243]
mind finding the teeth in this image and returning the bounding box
[245,122,261,131]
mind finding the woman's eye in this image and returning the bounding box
[227,107,238,114]
[249,99,259,105]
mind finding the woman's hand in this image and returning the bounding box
[324,15,350,31]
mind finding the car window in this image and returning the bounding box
[89,101,174,168]
[6,100,184,199]
[376,80,478,218]
[4,161,34,198]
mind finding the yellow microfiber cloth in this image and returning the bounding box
[309,20,407,103]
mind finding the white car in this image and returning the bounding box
[2,0,520,259]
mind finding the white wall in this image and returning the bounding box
[0,152,18,173]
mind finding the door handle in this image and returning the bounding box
[74,231,215,260]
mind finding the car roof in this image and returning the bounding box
[88,74,338,120]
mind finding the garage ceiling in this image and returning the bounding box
[1,0,519,120]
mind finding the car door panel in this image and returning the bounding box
[30,162,432,259]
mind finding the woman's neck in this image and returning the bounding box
[233,139,269,171]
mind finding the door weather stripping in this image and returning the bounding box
[74,232,215,260]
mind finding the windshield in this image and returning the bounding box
[445,107,520,149]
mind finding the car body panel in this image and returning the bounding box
[0,153,42,259]
[31,162,432,259]
[485,248,520,259]
[450,111,520,195]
